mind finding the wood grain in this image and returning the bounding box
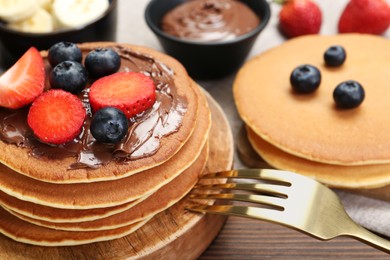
[200,217,390,259]
[0,92,234,259]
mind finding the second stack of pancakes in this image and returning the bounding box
[234,34,390,189]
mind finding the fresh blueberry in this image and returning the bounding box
[290,64,321,93]
[324,45,346,67]
[49,61,88,94]
[48,42,82,68]
[85,48,121,78]
[90,107,129,143]
[333,80,365,109]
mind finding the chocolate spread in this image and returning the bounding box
[0,46,188,169]
[161,0,260,42]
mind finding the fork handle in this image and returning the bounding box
[346,223,390,254]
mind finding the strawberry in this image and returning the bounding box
[89,72,156,119]
[277,0,322,38]
[27,89,86,145]
[0,47,45,109]
[338,0,390,35]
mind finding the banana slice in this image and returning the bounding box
[0,0,40,23]
[7,8,54,33]
[37,0,53,10]
[52,0,109,29]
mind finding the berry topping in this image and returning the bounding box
[27,89,86,145]
[290,64,321,93]
[278,0,322,38]
[48,42,82,68]
[324,45,346,67]
[0,47,45,109]
[89,72,156,118]
[338,0,390,35]
[49,61,88,94]
[85,48,121,78]
[90,107,129,143]
[333,80,365,109]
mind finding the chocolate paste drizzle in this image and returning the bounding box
[0,45,188,169]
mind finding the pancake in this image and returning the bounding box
[0,82,211,209]
[234,34,390,166]
[5,142,208,231]
[247,127,390,188]
[0,206,150,247]
[0,190,149,223]
[0,42,198,183]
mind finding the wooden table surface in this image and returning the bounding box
[200,217,389,259]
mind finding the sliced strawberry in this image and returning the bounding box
[27,89,86,145]
[89,72,156,119]
[0,47,45,109]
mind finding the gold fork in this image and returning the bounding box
[187,169,390,253]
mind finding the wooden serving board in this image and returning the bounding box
[0,92,234,259]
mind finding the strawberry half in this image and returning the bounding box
[0,47,45,109]
[27,89,86,145]
[89,72,156,119]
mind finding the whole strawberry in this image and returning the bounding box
[278,0,322,38]
[338,0,390,35]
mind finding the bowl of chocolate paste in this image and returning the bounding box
[145,0,270,79]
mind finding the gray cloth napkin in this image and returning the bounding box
[337,191,390,237]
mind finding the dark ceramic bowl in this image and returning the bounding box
[0,0,117,69]
[145,0,270,79]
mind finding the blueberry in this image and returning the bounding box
[90,107,129,143]
[48,42,82,68]
[333,80,365,109]
[49,61,88,94]
[85,48,121,78]
[290,64,321,93]
[324,45,346,67]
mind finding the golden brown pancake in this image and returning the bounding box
[234,34,390,166]
[0,206,150,247]
[5,143,208,231]
[0,83,211,209]
[0,43,198,183]
[0,190,148,223]
[247,127,390,188]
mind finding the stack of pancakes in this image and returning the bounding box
[0,43,221,246]
[234,34,390,189]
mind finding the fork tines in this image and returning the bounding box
[188,169,296,211]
